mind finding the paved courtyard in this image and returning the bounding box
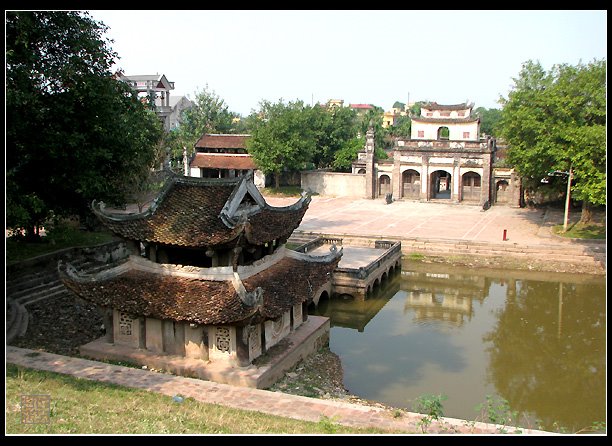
[265,195,575,247]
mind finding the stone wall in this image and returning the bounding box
[7,240,128,273]
[301,171,366,197]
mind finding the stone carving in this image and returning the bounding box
[119,312,132,336]
[271,316,284,338]
[216,327,231,353]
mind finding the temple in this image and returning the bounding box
[188,133,266,187]
[349,102,522,206]
[58,171,341,380]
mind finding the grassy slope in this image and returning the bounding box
[6,364,400,435]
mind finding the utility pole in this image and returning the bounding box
[563,165,573,232]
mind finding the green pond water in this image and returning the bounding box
[310,261,606,433]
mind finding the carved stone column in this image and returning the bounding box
[392,149,401,199]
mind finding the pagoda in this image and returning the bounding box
[59,171,341,379]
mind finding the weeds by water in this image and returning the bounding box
[412,394,447,433]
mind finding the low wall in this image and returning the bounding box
[7,239,128,274]
[301,171,365,197]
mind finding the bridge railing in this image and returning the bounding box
[334,241,402,281]
[293,236,343,254]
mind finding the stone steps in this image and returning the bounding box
[16,284,70,306]
[6,256,115,342]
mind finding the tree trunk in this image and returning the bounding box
[275,171,280,189]
[579,201,592,224]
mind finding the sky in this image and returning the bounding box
[88,10,607,116]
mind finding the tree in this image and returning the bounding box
[359,107,390,149]
[474,107,502,136]
[498,59,606,222]
[333,136,365,171]
[309,105,359,168]
[165,85,241,166]
[387,115,412,139]
[246,99,316,188]
[6,11,164,237]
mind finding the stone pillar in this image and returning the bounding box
[102,307,114,344]
[147,244,157,263]
[421,156,430,201]
[292,302,303,330]
[206,248,218,267]
[364,125,376,199]
[234,326,251,367]
[184,325,208,360]
[453,158,461,203]
[145,318,164,353]
[392,150,401,199]
[511,171,521,208]
[138,316,146,349]
[183,146,189,176]
[481,154,492,206]
[125,239,140,256]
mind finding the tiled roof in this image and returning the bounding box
[421,102,472,111]
[190,153,257,170]
[349,104,374,109]
[59,255,340,325]
[245,205,309,245]
[412,116,479,124]
[92,174,308,248]
[243,256,340,320]
[194,134,250,150]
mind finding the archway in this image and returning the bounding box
[402,169,420,199]
[357,168,366,174]
[378,174,391,197]
[461,172,482,201]
[430,170,451,199]
[437,126,450,140]
[495,179,510,203]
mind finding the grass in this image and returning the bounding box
[552,221,606,239]
[6,364,397,434]
[261,186,306,197]
[406,252,425,260]
[6,225,116,264]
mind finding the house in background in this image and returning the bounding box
[188,134,267,187]
[382,106,408,128]
[348,103,375,117]
[114,72,176,131]
[168,95,194,130]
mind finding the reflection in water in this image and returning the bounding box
[310,263,606,432]
[483,279,606,432]
[402,270,488,327]
[316,270,401,332]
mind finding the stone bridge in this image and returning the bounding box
[294,237,402,301]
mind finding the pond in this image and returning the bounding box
[310,260,606,433]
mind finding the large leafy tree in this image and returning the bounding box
[6,11,163,237]
[246,99,317,188]
[332,136,365,171]
[165,85,241,166]
[309,105,359,168]
[474,107,502,137]
[498,59,606,222]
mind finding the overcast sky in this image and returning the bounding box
[88,10,607,116]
